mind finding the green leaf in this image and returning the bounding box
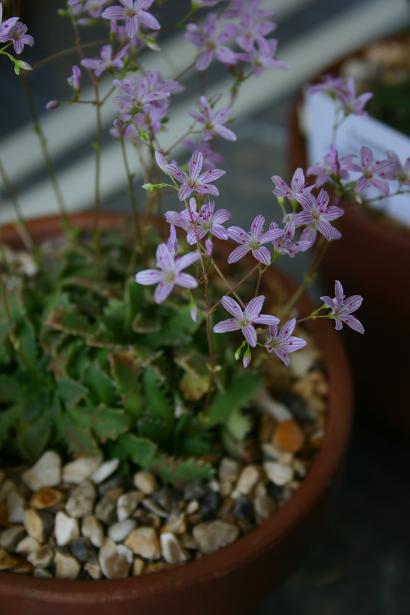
[0,405,20,447]
[0,375,19,404]
[57,378,88,410]
[137,416,173,447]
[17,413,52,461]
[225,406,252,441]
[112,433,158,468]
[124,279,143,330]
[91,406,130,442]
[0,323,12,367]
[57,410,100,458]
[110,351,144,418]
[83,363,117,406]
[144,305,201,347]
[46,307,97,337]
[15,319,38,373]
[143,367,174,422]
[206,372,262,428]
[154,456,214,485]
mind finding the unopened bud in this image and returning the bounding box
[46,99,60,111]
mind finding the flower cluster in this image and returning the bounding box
[112,71,183,138]
[185,0,286,77]
[308,144,410,202]
[308,75,373,118]
[134,149,367,368]
[68,0,112,21]
[306,76,410,204]
[3,0,375,378]
[155,150,225,201]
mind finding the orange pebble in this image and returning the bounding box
[30,487,64,510]
[273,420,305,453]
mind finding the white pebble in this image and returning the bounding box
[22,451,61,491]
[108,519,137,543]
[91,459,120,484]
[82,515,104,548]
[62,457,102,484]
[55,512,80,546]
[99,539,133,579]
[133,471,158,495]
[117,491,144,522]
[7,491,25,524]
[264,461,294,486]
[160,532,188,564]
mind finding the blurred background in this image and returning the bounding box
[1,1,410,613]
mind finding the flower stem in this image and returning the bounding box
[209,259,245,308]
[281,237,329,318]
[93,82,102,265]
[209,263,259,313]
[32,39,107,71]
[185,200,216,406]
[0,160,41,266]
[120,136,143,272]
[20,78,70,232]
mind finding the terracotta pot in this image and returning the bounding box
[0,213,353,615]
[289,34,410,437]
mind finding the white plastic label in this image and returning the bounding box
[303,92,410,228]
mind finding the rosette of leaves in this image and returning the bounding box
[0,232,262,484]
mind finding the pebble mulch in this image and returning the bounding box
[0,342,328,581]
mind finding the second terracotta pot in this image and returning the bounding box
[288,35,410,437]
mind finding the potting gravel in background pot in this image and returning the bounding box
[0,2,403,614]
[289,32,410,437]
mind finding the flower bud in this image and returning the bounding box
[46,100,60,111]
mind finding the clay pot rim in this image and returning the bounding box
[0,212,353,603]
[290,30,410,249]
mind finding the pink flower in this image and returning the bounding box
[135,243,200,304]
[270,220,311,257]
[213,295,279,348]
[81,44,125,77]
[239,38,287,77]
[190,96,236,142]
[272,168,313,203]
[375,151,410,186]
[155,150,225,201]
[308,75,372,117]
[102,0,160,38]
[166,198,231,245]
[321,280,364,334]
[0,18,33,55]
[227,215,282,266]
[67,65,81,91]
[294,189,343,245]
[347,147,390,197]
[265,319,307,366]
[308,145,354,188]
[185,13,237,71]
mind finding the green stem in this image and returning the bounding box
[20,78,70,232]
[93,82,102,264]
[281,237,329,318]
[120,137,142,272]
[209,263,260,313]
[32,39,108,71]
[210,259,245,308]
[185,200,216,407]
[0,160,42,265]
